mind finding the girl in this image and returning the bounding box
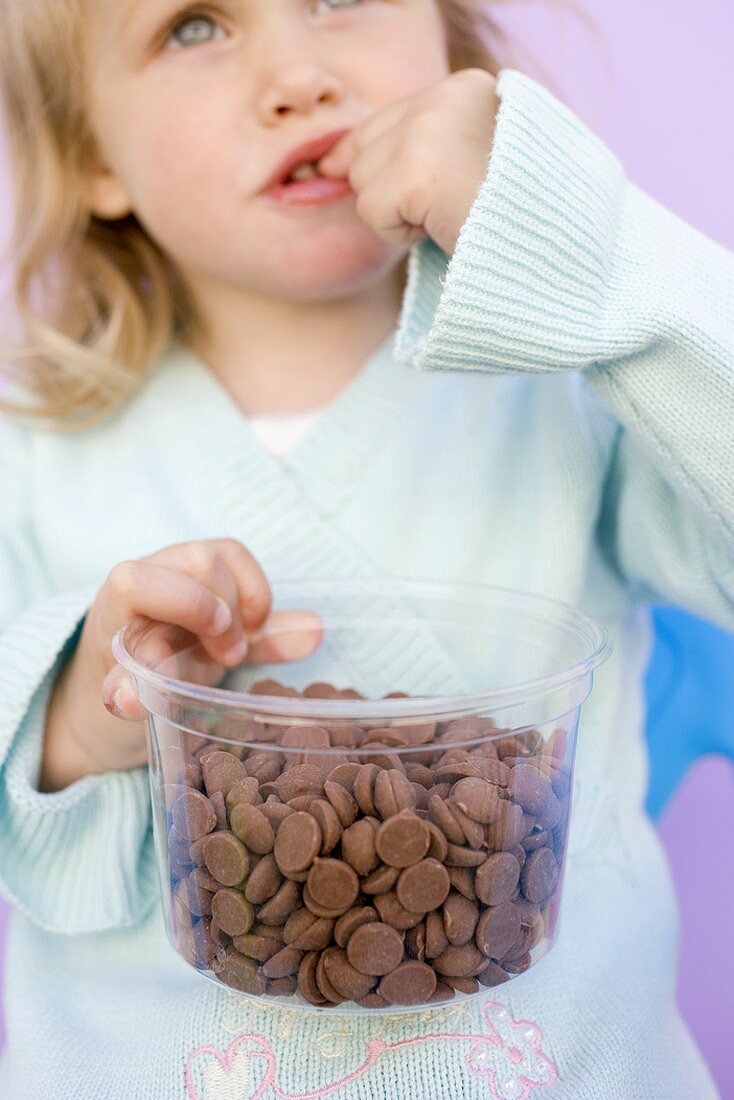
[0,0,732,1097]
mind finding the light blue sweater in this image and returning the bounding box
[1,69,732,1100]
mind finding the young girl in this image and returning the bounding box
[0,0,732,1097]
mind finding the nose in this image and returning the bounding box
[259,63,343,121]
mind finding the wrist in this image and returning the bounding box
[39,663,101,793]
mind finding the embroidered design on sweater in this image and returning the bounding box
[185,998,558,1099]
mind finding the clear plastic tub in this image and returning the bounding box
[112,579,612,1015]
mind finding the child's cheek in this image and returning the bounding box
[134,122,230,235]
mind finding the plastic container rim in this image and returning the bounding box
[111,578,614,720]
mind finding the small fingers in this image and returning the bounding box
[144,539,273,667]
[244,609,324,665]
[102,664,147,722]
[106,559,235,644]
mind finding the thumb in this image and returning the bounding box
[102,664,147,722]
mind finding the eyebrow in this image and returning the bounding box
[116,0,177,30]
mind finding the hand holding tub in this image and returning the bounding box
[41,539,322,792]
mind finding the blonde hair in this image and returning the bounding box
[0,1,525,432]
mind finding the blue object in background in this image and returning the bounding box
[644,605,734,821]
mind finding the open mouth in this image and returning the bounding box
[284,161,324,184]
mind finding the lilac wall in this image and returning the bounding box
[495,0,734,246]
[1,0,733,1091]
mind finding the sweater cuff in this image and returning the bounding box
[0,590,158,932]
[394,68,626,375]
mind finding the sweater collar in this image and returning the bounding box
[144,327,472,696]
[153,327,418,518]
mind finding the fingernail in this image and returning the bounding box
[223,637,249,666]
[104,688,125,718]
[212,598,233,635]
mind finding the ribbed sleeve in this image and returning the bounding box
[395,68,734,630]
[0,419,157,932]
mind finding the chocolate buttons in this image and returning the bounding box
[166,679,571,1009]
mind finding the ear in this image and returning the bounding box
[84,163,134,220]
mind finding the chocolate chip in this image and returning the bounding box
[303,883,351,920]
[211,889,254,937]
[172,790,217,841]
[405,921,427,961]
[425,820,449,862]
[521,847,559,905]
[326,761,362,791]
[346,921,404,976]
[475,852,521,906]
[257,879,302,925]
[445,843,487,868]
[375,810,431,868]
[447,866,476,901]
[353,764,381,816]
[202,832,249,887]
[360,863,400,895]
[226,775,262,809]
[433,943,488,978]
[230,803,276,854]
[451,778,501,824]
[262,945,305,979]
[315,948,347,1003]
[476,902,522,960]
[298,951,328,1005]
[267,975,299,997]
[445,975,479,995]
[283,908,335,951]
[510,762,553,815]
[334,906,379,948]
[396,858,451,913]
[378,961,437,1005]
[244,852,282,904]
[258,797,294,830]
[373,769,416,819]
[234,926,283,962]
[323,781,359,827]
[273,812,322,876]
[442,891,479,946]
[307,858,359,913]
[272,764,324,803]
[428,795,465,846]
[477,959,510,988]
[323,947,375,1000]
[373,890,424,931]
[341,818,379,876]
[425,910,450,958]
[485,800,527,851]
[211,947,266,994]
[309,798,343,853]
[201,751,246,798]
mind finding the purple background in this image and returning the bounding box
[1,1,733,1095]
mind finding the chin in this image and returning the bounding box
[256,234,406,301]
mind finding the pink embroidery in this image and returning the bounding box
[184,999,558,1100]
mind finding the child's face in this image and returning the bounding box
[84,0,451,302]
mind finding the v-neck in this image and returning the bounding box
[145,325,474,698]
[152,328,418,517]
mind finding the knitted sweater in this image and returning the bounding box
[1,69,732,1100]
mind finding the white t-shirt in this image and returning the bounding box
[247,406,327,457]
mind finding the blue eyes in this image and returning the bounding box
[314,0,364,9]
[168,14,223,48]
[167,1,365,50]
